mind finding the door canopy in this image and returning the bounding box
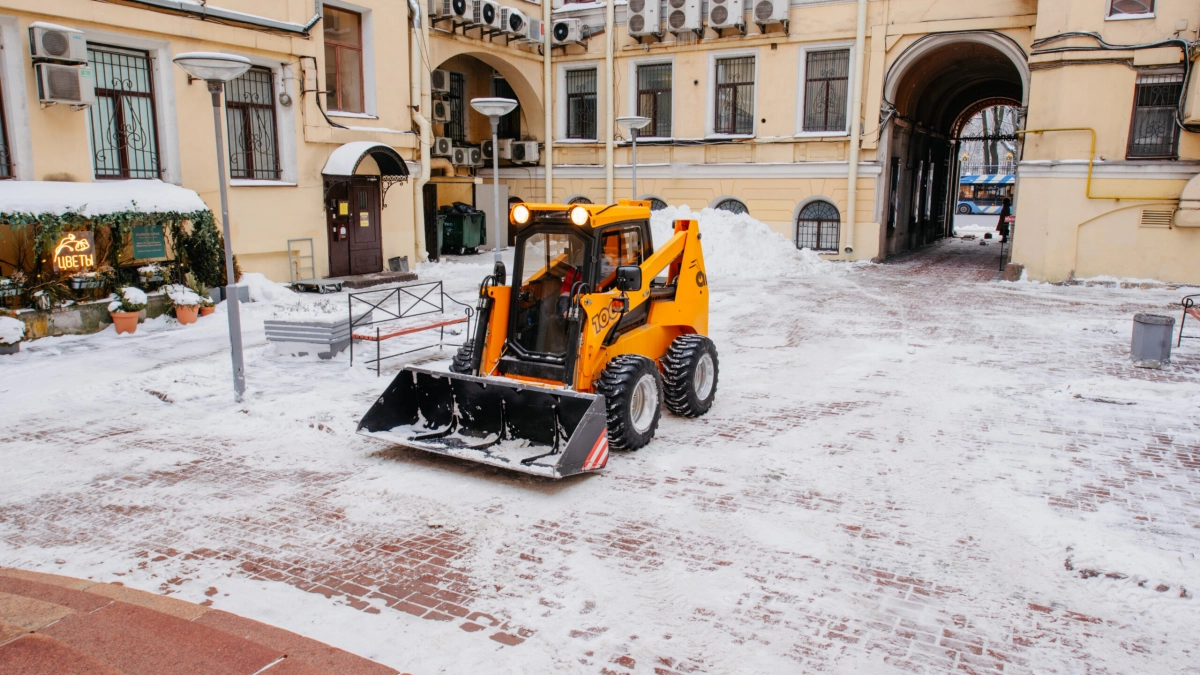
[321,142,409,207]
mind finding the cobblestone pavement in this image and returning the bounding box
[2,238,1199,673]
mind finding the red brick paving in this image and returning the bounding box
[0,634,125,675]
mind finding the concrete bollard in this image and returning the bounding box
[1131,313,1174,369]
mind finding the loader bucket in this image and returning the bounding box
[358,366,611,478]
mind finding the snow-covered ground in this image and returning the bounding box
[2,210,1199,674]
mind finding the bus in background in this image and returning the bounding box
[956,174,1016,215]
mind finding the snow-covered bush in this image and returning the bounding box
[165,283,201,308]
[108,286,148,313]
[0,316,24,346]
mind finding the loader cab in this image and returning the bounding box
[505,213,653,382]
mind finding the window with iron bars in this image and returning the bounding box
[714,56,754,135]
[88,45,161,179]
[1109,0,1154,17]
[796,201,840,252]
[0,77,12,178]
[567,69,597,140]
[715,198,748,214]
[226,67,281,181]
[803,50,849,133]
[446,72,466,143]
[637,63,672,138]
[1127,72,1182,159]
[492,76,520,140]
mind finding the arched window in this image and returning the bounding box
[714,198,748,215]
[646,197,668,211]
[568,195,593,205]
[796,200,840,252]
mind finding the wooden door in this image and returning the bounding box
[349,180,383,275]
[423,183,438,261]
[326,181,351,278]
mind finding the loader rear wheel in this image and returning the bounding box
[663,334,719,417]
[595,355,662,451]
[449,344,474,374]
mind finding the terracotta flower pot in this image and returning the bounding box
[176,305,200,325]
[110,311,139,335]
[199,305,215,317]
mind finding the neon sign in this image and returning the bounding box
[52,232,96,273]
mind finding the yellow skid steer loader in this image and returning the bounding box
[358,200,718,478]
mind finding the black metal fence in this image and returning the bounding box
[348,280,474,375]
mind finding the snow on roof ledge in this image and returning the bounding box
[0,180,209,217]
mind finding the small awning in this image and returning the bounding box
[321,142,409,178]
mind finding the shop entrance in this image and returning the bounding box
[326,177,383,277]
[879,32,1029,260]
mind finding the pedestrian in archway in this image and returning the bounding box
[997,198,1012,242]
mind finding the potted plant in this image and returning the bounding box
[199,291,216,317]
[0,273,23,300]
[138,264,165,289]
[166,284,201,325]
[68,271,105,291]
[108,286,148,335]
[0,315,24,355]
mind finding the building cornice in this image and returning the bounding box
[484,161,882,180]
[1018,160,1200,180]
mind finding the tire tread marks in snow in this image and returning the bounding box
[662,334,719,417]
[595,354,662,451]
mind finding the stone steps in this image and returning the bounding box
[0,567,400,675]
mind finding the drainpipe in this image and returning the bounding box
[843,0,867,255]
[544,0,553,202]
[409,0,432,262]
[604,0,615,203]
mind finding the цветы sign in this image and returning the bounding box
[52,232,96,272]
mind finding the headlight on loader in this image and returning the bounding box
[569,205,589,226]
[512,204,530,225]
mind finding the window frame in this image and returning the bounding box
[225,66,281,181]
[1126,71,1183,160]
[87,43,163,180]
[1107,0,1154,19]
[563,65,598,141]
[492,75,521,140]
[708,51,757,138]
[323,5,365,114]
[445,71,467,143]
[795,199,841,253]
[711,196,749,214]
[629,58,673,140]
[795,42,855,137]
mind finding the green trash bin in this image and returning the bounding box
[441,211,487,255]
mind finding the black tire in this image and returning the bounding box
[663,334,719,417]
[449,343,474,374]
[595,355,662,451]
[957,204,971,214]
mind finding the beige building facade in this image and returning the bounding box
[0,0,1196,285]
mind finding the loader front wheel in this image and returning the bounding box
[663,334,719,417]
[596,355,662,451]
[449,344,474,374]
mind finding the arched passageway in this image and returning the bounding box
[880,32,1028,259]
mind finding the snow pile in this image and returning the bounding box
[650,205,846,280]
[240,273,295,304]
[0,180,208,217]
[165,285,201,307]
[0,316,24,345]
[108,286,148,313]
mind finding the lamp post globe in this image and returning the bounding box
[172,52,252,401]
[470,97,518,265]
[616,116,651,200]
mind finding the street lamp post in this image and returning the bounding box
[469,97,519,266]
[616,116,651,200]
[172,52,252,401]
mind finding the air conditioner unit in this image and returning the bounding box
[451,147,471,166]
[479,0,500,28]
[552,19,584,44]
[627,0,661,37]
[751,0,787,25]
[29,23,88,64]
[469,147,484,167]
[500,7,527,35]
[525,18,546,43]
[430,0,453,19]
[35,62,96,107]
[432,100,452,123]
[430,69,450,94]
[482,138,514,160]
[708,0,744,30]
[449,0,472,23]
[433,136,454,157]
[510,141,539,164]
[665,0,702,33]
